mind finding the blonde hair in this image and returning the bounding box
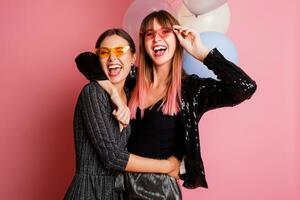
[129,10,184,118]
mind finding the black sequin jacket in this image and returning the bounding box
[178,49,256,188]
[75,48,257,189]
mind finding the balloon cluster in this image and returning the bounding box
[123,0,238,78]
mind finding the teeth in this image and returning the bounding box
[153,46,167,52]
[108,65,121,69]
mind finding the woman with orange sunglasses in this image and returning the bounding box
[64,28,180,200]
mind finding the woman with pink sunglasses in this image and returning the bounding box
[78,10,256,200]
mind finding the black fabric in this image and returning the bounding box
[178,48,257,189]
[124,173,182,200]
[64,82,130,199]
[128,100,185,160]
[75,52,107,81]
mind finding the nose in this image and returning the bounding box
[108,52,117,61]
[153,31,162,42]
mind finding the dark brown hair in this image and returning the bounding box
[76,28,135,81]
[95,28,136,53]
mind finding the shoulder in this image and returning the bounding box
[183,74,218,86]
[81,81,105,93]
[182,74,204,87]
[181,74,218,97]
[80,81,109,101]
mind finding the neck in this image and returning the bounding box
[113,81,126,95]
[152,61,171,88]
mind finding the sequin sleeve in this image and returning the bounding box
[187,48,257,114]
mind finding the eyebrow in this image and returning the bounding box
[99,45,129,48]
[145,27,172,31]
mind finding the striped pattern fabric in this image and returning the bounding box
[64,82,130,200]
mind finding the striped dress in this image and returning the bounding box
[64,82,130,200]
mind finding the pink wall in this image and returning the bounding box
[0,0,132,199]
[0,0,299,199]
[181,0,300,200]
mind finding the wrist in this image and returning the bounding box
[97,80,116,96]
[110,87,118,98]
[196,47,210,62]
[161,160,172,173]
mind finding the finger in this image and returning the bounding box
[173,28,185,38]
[180,26,197,37]
[124,109,131,123]
[179,27,189,33]
[176,27,191,40]
[189,28,198,35]
[120,111,130,126]
[118,116,127,126]
[119,111,130,126]
[119,121,127,127]
[117,108,127,121]
[173,25,182,30]
[119,123,124,132]
[183,29,196,39]
[124,115,130,126]
[115,106,125,117]
[183,29,192,36]
[173,28,184,42]
[116,109,130,125]
[177,27,190,35]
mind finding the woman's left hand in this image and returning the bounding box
[166,156,180,180]
[173,25,209,61]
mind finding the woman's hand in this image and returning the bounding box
[111,89,131,130]
[97,80,130,131]
[173,25,209,62]
[166,156,180,180]
[112,106,130,131]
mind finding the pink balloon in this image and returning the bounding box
[123,0,174,49]
[166,0,182,11]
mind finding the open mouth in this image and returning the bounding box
[153,45,167,57]
[107,64,122,77]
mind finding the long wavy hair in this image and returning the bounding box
[129,10,184,118]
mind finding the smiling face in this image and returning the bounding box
[98,35,135,86]
[144,19,177,67]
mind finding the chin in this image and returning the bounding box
[110,77,126,85]
[150,53,172,65]
[154,58,172,67]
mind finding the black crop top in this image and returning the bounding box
[127,100,185,159]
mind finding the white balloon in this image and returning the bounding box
[178,3,231,33]
[183,0,227,16]
[123,0,175,49]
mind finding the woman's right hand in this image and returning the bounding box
[97,80,131,129]
[111,89,131,128]
[166,156,180,180]
[112,105,130,130]
[173,25,209,62]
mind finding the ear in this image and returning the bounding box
[132,53,136,64]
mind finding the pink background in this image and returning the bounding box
[0,0,299,199]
